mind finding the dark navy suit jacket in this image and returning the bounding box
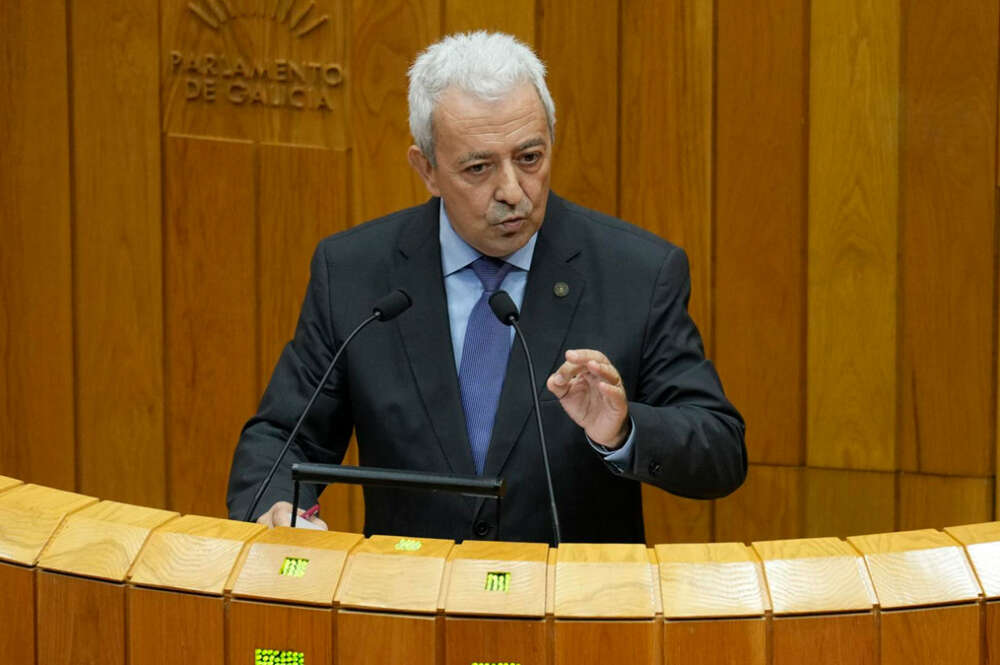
[227,193,746,544]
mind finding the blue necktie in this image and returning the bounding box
[459,256,514,475]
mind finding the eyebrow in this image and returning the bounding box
[456,138,547,165]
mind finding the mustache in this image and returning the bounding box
[486,198,533,224]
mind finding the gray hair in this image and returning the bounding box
[408,31,556,165]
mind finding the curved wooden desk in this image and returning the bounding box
[0,476,996,664]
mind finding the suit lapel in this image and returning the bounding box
[482,195,584,480]
[393,199,477,477]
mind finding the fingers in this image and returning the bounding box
[547,349,622,398]
[255,501,327,529]
[257,501,292,527]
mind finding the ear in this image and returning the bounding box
[407,145,440,197]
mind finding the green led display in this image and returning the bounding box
[394,538,422,551]
[484,571,511,592]
[279,557,309,577]
[470,661,520,665]
[254,648,304,664]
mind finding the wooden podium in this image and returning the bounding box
[656,542,770,664]
[2,476,1000,665]
[754,537,878,664]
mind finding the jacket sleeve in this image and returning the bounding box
[610,246,747,499]
[226,241,354,521]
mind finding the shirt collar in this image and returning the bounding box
[439,201,537,277]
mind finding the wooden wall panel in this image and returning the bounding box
[807,0,899,471]
[897,473,993,531]
[0,1,75,489]
[165,137,257,517]
[71,0,165,508]
[641,488,712,545]
[803,468,895,538]
[899,0,999,477]
[257,144,359,531]
[256,147,349,397]
[714,465,803,543]
[540,0,617,216]
[714,0,807,467]
[349,0,440,223]
[621,0,715,545]
[443,0,535,46]
[621,0,713,342]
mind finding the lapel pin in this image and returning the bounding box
[553,281,569,298]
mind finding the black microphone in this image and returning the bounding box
[488,290,561,545]
[242,289,412,523]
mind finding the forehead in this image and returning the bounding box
[432,83,549,152]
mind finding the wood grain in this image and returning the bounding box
[807,0,899,470]
[128,586,224,665]
[0,0,75,491]
[128,514,263,594]
[848,529,981,608]
[714,464,803,543]
[0,562,35,663]
[335,535,453,612]
[989,602,1000,665]
[350,0,439,223]
[0,484,98,565]
[161,0,350,148]
[714,0,807,466]
[230,527,362,604]
[443,540,548,617]
[804,468,895,538]
[880,605,981,665]
[899,0,999,476]
[444,0,535,46]
[446,617,548,665]
[227,600,332,665]
[664,618,767,665]
[655,543,769,618]
[898,473,994,531]
[642,487,714,545]
[620,0,713,343]
[773,613,877,665]
[753,537,877,614]
[37,500,178,581]
[944,521,1000,599]
[37,571,125,665]
[555,620,660,665]
[336,610,438,665]
[540,0,617,215]
[71,0,165,508]
[554,544,657,618]
[256,144,362,531]
[165,136,257,517]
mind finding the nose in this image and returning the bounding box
[493,160,524,207]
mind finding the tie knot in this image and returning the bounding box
[470,256,513,292]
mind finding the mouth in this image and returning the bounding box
[496,216,525,232]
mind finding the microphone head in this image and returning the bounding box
[372,289,412,321]
[489,290,519,325]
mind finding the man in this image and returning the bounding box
[227,31,746,544]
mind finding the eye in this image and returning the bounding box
[465,163,488,175]
[519,151,543,165]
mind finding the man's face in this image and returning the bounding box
[408,82,552,257]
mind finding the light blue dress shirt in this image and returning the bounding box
[438,204,635,466]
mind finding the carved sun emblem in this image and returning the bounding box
[187,0,329,38]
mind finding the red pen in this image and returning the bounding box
[300,504,320,520]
